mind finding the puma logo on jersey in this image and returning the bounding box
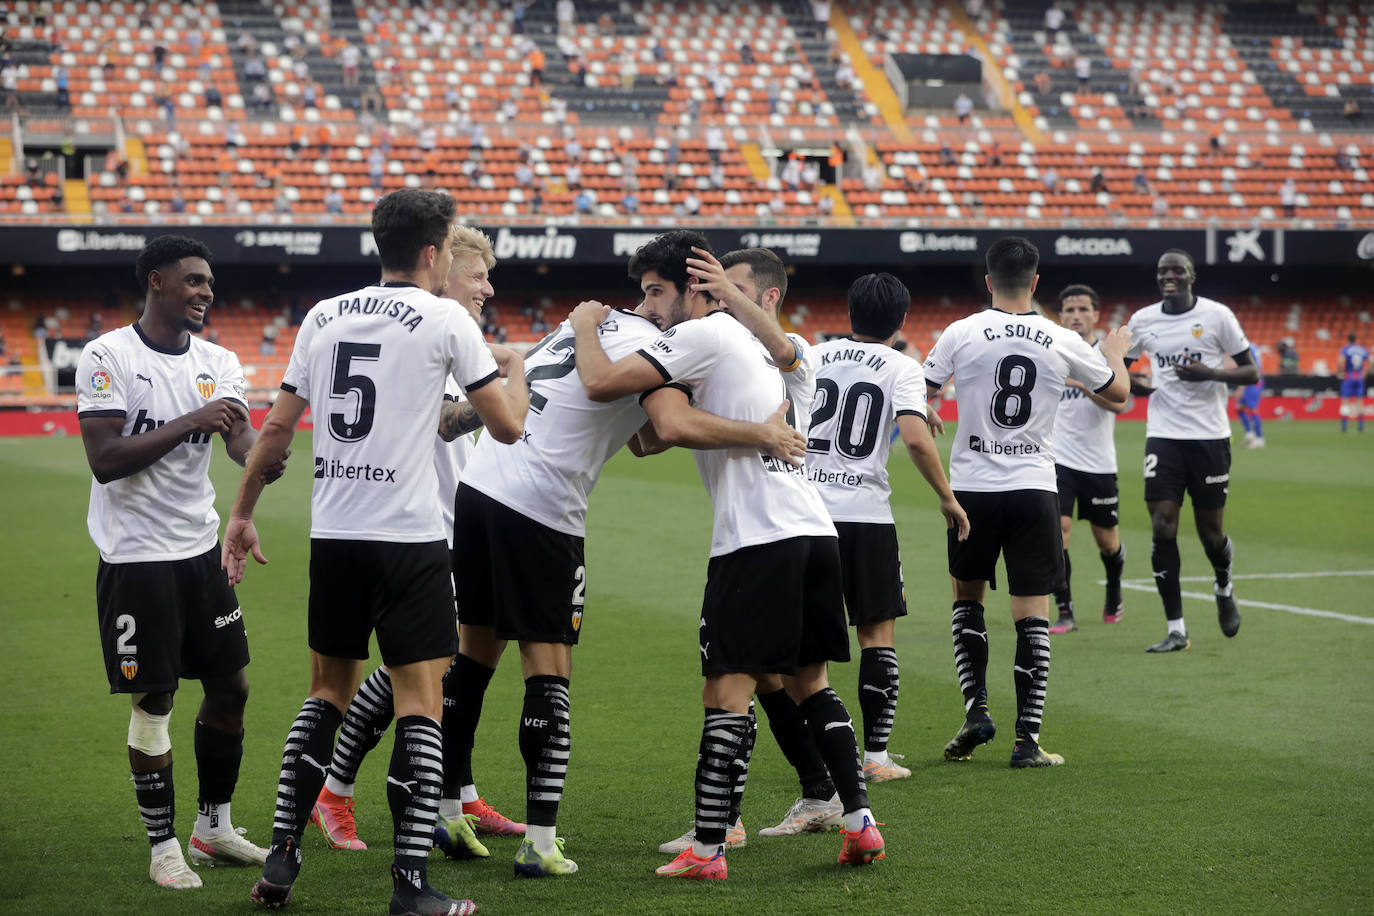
[135,373,153,387]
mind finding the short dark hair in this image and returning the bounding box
[371,189,456,272]
[1052,283,1101,314]
[1159,248,1195,270]
[135,235,213,292]
[627,229,711,296]
[719,247,788,303]
[985,236,1039,297]
[847,272,910,339]
[1351,333,1359,344]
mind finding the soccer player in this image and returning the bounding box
[222,189,530,915]
[1236,344,1265,449]
[1126,249,1259,652]
[1045,284,1129,633]
[805,273,968,779]
[1339,333,1369,432]
[924,238,1129,768]
[76,234,283,889]
[309,226,525,857]
[572,233,888,880]
[448,230,806,878]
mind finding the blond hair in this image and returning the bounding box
[450,225,496,270]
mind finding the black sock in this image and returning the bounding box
[951,600,989,714]
[1102,544,1125,608]
[798,688,868,815]
[271,697,343,846]
[518,675,570,828]
[194,720,243,822]
[388,716,443,890]
[442,653,496,798]
[1151,537,1184,621]
[329,667,393,787]
[726,702,757,826]
[757,687,834,800]
[1053,550,1073,614]
[1013,617,1051,743]
[858,647,899,753]
[694,708,753,846]
[1205,536,1234,590]
[133,763,176,847]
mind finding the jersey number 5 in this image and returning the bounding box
[329,342,381,442]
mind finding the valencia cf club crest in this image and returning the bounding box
[570,608,583,632]
[120,657,139,680]
[1191,323,1204,339]
[195,372,217,398]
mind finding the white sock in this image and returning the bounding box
[1167,618,1187,636]
[195,802,230,838]
[843,807,874,833]
[459,784,479,804]
[151,837,181,858]
[527,824,558,856]
[691,840,723,859]
[324,775,353,798]
[1215,582,1234,598]
[863,749,887,765]
[438,796,462,819]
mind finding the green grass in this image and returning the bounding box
[1,422,1372,914]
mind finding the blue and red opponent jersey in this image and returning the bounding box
[1342,343,1370,381]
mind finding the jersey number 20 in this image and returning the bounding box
[808,378,884,459]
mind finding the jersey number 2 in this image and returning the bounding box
[523,332,577,413]
[808,378,884,459]
[329,342,381,442]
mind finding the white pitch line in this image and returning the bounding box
[1121,570,1374,584]
[1117,582,1374,625]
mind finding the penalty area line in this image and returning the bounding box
[1117,582,1374,625]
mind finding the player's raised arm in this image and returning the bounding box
[1093,326,1133,404]
[571,301,665,401]
[686,247,796,368]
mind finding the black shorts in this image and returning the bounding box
[308,538,456,667]
[948,489,1064,596]
[1056,465,1121,528]
[1143,437,1230,510]
[96,544,248,695]
[452,484,586,645]
[835,522,907,626]
[699,536,850,677]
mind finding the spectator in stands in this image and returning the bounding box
[528,45,545,85]
[25,157,41,186]
[781,154,802,190]
[954,92,973,124]
[682,190,702,216]
[341,43,360,89]
[573,187,595,214]
[565,136,583,162]
[964,0,985,19]
[170,189,187,214]
[802,159,821,188]
[1133,168,1151,194]
[1033,70,1052,96]
[251,82,272,112]
[1074,53,1092,91]
[817,193,834,217]
[1335,148,1354,171]
[1090,167,1108,194]
[243,55,266,82]
[1044,4,1065,36]
[835,58,856,93]
[566,162,583,190]
[983,142,1003,168]
[302,83,319,108]
[205,85,222,108]
[557,0,576,36]
[621,189,640,214]
[85,312,103,342]
[155,81,175,123]
[2,59,18,111]
[324,188,344,215]
[709,160,726,190]
[740,42,755,66]
[939,142,956,166]
[1151,194,1169,217]
[153,41,168,67]
[55,66,69,109]
[529,184,544,214]
[812,0,831,26]
[1343,99,1361,121]
[273,188,291,215]
[1278,339,1299,373]
[1279,176,1297,218]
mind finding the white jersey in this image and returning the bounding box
[640,310,836,556]
[923,308,1115,493]
[1052,340,1118,474]
[807,338,927,523]
[77,324,248,563]
[435,376,476,546]
[1126,296,1250,441]
[282,284,499,542]
[461,309,660,537]
[778,331,817,439]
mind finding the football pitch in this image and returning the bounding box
[1,422,1371,915]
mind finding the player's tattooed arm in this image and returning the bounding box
[438,398,484,441]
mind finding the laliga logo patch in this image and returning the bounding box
[120,657,139,680]
[195,372,217,398]
[90,368,114,401]
[571,608,583,632]
[1191,323,1204,339]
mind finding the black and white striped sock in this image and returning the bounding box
[694,708,753,849]
[271,697,342,844]
[952,600,989,712]
[858,647,899,754]
[388,716,443,889]
[133,764,176,847]
[326,667,393,793]
[519,676,571,829]
[1013,617,1051,742]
